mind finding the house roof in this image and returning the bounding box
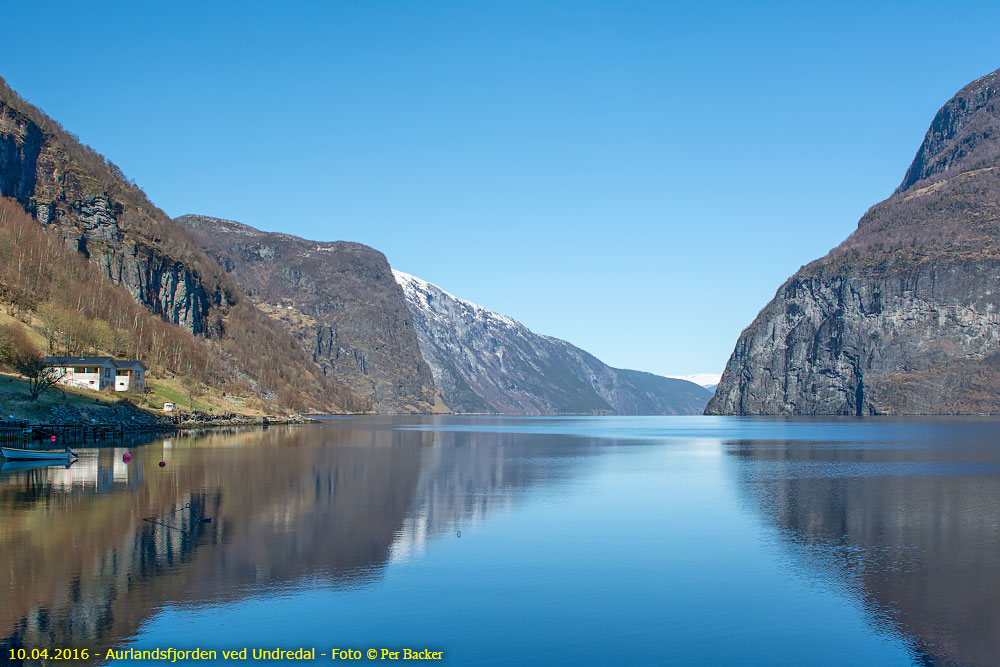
[44,356,115,366]
[43,357,148,370]
[112,360,148,370]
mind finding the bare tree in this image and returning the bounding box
[0,324,64,401]
[13,354,64,401]
[181,376,200,411]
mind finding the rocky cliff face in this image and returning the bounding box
[707,68,1000,415]
[0,88,228,334]
[394,270,710,415]
[177,215,445,414]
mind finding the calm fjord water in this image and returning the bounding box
[2,416,999,666]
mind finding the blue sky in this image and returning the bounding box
[3,1,999,376]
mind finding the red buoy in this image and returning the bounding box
[158,461,166,467]
[122,452,131,463]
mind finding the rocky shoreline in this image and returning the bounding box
[41,400,317,431]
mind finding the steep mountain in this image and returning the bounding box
[0,75,367,412]
[177,215,445,413]
[393,270,710,415]
[707,67,1000,415]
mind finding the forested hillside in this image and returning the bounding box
[0,198,368,412]
[0,77,369,413]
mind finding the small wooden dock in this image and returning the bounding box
[31,423,171,443]
[0,420,30,446]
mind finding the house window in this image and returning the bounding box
[74,367,86,373]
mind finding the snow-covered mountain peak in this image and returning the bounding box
[391,268,711,415]
[392,269,520,329]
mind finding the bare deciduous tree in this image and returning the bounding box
[0,323,64,401]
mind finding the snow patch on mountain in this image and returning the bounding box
[392,269,711,415]
[393,270,520,329]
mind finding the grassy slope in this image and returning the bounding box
[0,314,265,421]
[0,372,115,422]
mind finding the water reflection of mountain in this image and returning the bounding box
[390,428,602,561]
[0,421,600,662]
[1,425,428,659]
[726,437,1000,666]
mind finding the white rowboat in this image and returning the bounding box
[0,446,78,461]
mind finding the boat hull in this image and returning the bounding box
[1,459,76,472]
[0,447,75,461]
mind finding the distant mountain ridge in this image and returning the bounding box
[393,270,710,415]
[708,67,1000,415]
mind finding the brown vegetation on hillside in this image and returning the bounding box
[810,69,1000,276]
[0,198,371,413]
[812,166,1000,275]
[0,76,372,414]
[0,322,58,400]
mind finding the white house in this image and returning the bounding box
[112,359,147,392]
[44,357,147,393]
[44,356,116,390]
